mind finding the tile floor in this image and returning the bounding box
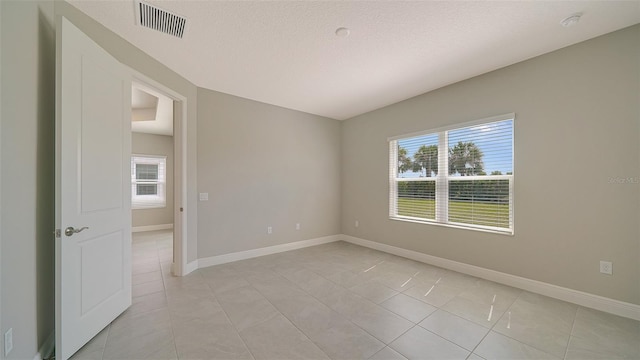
[71,230,640,360]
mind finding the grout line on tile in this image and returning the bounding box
[562,306,580,360]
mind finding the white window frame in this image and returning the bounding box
[389,113,514,235]
[131,154,166,209]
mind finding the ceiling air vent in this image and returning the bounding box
[136,1,186,39]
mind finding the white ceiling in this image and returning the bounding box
[131,82,174,136]
[69,1,640,120]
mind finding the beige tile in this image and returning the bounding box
[441,295,509,328]
[389,325,470,359]
[298,277,348,302]
[265,293,327,321]
[349,302,415,344]
[373,271,420,292]
[169,296,224,324]
[516,291,577,328]
[320,287,375,316]
[163,271,208,291]
[132,260,162,275]
[165,286,214,306]
[240,314,330,360]
[419,310,489,351]
[437,271,481,290]
[304,258,354,277]
[308,316,386,359]
[565,334,640,360]
[108,308,172,341]
[369,346,408,360]
[467,354,485,360]
[127,291,168,317]
[251,275,307,302]
[403,282,463,307]
[173,312,253,360]
[203,271,251,294]
[133,256,161,267]
[380,293,437,323]
[103,328,176,360]
[216,285,280,331]
[70,325,110,360]
[350,281,400,304]
[327,269,376,288]
[81,233,637,360]
[569,307,640,359]
[132,279,165,298]
[457,280,521,307]
[492,293,576,358]
[474,331,559,360]
[132,270,162,285]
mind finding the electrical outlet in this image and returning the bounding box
[355,220,359,228]
[267,226,272,234]
[5,328,13,356]
[600,261,613,275]
[296,223,300,230]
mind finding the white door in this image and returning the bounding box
[55,17,132,360]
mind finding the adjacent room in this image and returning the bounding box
[1,1,639,360]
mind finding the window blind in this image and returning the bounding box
[389,114,514,234]
[131,155,166,209]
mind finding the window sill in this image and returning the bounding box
[389,216,514,236]
[132,205,167,210]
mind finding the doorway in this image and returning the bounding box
[130,81,175,290]
[129,75,187,277]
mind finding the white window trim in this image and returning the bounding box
[389,113,515,235]
[131,154,167,210]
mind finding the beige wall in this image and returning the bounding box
[341,25,640,305]
[197,88,341,257]
[0,1,55,358]
[132,132,174,228]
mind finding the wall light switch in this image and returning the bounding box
[199,193,209,201]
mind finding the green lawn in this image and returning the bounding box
[397,197,510,228]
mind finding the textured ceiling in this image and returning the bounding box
[69,1,640,120]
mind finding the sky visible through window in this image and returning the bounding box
[397,119,513,178]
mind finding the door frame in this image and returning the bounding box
[131,71,188,276]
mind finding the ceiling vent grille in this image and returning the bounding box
[137,1,186,38]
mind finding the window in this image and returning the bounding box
[389,114,514,234]
[131,155,166,209]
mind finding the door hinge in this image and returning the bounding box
[54,229,61,238]
[180,207,184,212]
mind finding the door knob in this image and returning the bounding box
[65,226,89,237]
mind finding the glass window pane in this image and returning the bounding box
[136,184,158,195]
[397,180,436,220]
[448,119,513,176]
[136,164,158,180]
[448,179,510,228]
[397,133,439,178]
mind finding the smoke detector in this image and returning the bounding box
[135,1,187,38]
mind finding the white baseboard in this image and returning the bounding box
[132,223,173,233]
[197,235,342,270]
[342,234,640,321]
[183,260,199,275]
[32,331,55,360]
